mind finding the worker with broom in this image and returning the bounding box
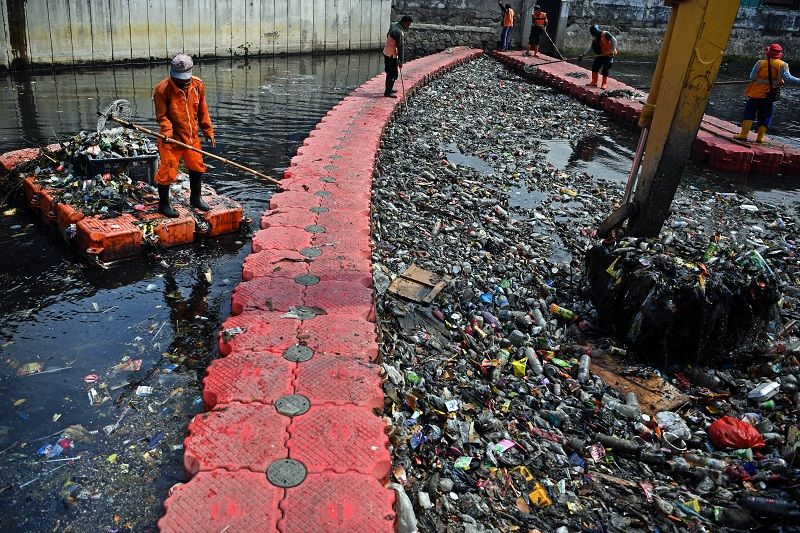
[153,53,215,218]
[579,25,618,90]
[383,16,413,98]
[525,5,548,57]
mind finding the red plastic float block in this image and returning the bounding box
[0,148,40,171]
[268,190,322,210]
[287,405,390,479]
[708,141,754,174]
[296,314,377,360]
[203,351,294,408]
[316,210,372,236]
[158,470,282,533]
[294,355,383,409]
[184,402,290,476]
[311,231,372,257]
[251,226,314,254]
[304,280,373,320]
[781,147,800,176]
[306,253,372,287]
[750,144,785,174]
[242,249,310,281]
[230,276,306,315]
[218,311,300,356]
[279,472,395,533]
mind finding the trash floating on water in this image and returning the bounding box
[373,56,800,531]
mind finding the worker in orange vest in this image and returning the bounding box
[525,5,548,57]
[498,1,515,52]
[579,25,618,90]
[734,44,800,143]
[383,16,412,98]
[153,54,215,218]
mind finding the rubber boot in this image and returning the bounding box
[189,171,210,211]
[587,72,598,87]
[756,125,767,143]
[158,184,179,218]
[734,119,753,141]
[601,76,608,89]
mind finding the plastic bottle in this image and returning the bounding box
[701,241,719,262]
[625,391,639,409]
[577,354,591,383]
[686,368,721,391]
[525,347,543,376]
[683,453,727,471]
[596,434,639,455]
[482,311,501,329]
[531,308,547,329]
[548,303,576,321]
[739,495,800,517]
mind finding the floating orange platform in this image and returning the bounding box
[2,148,243,264]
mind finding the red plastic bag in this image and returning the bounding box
[709,416,765,449]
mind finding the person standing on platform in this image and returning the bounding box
[734,43,800,143]
[525,5,548,57]
[383,15,412,98]
[153,53,215,218]
[579,25,618,90]
[498,1,515,52]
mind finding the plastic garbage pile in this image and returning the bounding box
[26,128,161,217]
[586,236,781,367]
[374,57,800,531]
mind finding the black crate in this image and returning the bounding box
[84,154,159,184]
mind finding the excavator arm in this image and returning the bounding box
[599,0,740,238]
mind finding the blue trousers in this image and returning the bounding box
[501,27,512,50]
[742,97,774,128]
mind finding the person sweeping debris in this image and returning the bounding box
[383,16,412,98]
[525,5,547,57]
[734,43,800,143]
[498,1,515,52]
[579,25,618,90]
[153,53,215,218]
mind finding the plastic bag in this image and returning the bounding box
[709,416,765,449]
[656,411,692,440]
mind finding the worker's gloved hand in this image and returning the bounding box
[206,136,216,148]
[162,136,173,144]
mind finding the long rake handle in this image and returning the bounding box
[107,115,282,186]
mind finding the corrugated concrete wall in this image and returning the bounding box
[0,0,391,68]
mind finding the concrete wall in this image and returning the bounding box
[0,0,391,69]
[394,0,800,59]
[564,1,800,58]
[405,23,495,57]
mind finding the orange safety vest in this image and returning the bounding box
[745,59,786,99]
[592,32,614,57]
[383,34,398,58]
[503,8,515,27]
[532,11,547,28]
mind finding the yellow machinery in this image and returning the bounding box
[599,0,740,238]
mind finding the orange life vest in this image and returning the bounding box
[503,9,515,27]
[745,59,786,99]
[532,11,547,28]
[592,32,614,57]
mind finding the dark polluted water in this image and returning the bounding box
[0,52,382,531]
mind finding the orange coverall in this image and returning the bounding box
[153,77,214,185]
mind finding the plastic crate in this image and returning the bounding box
[83,153,159,183]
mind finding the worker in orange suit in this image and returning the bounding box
[153,53,215,218]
